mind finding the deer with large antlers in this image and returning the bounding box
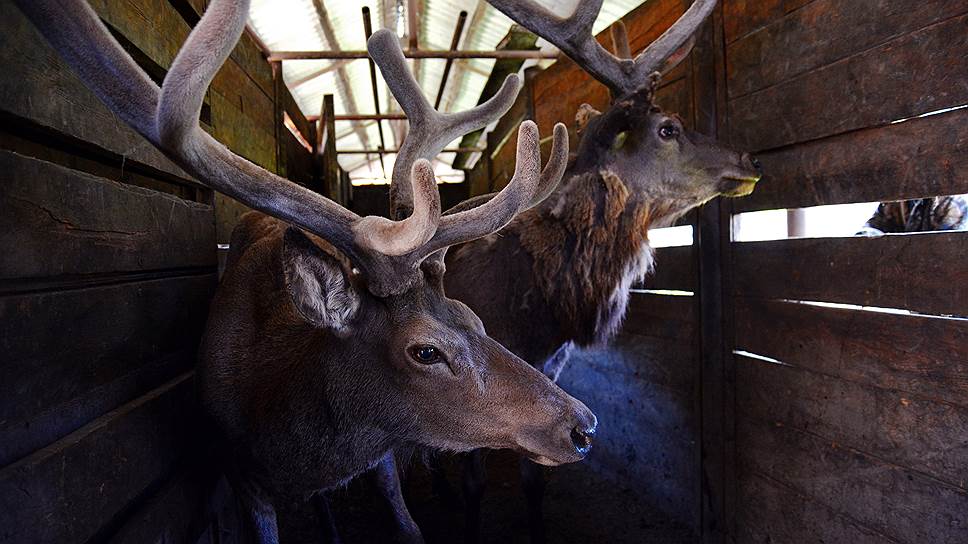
[381,1,761,542]
[14,1,599,543]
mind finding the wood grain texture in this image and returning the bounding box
[736,470,890,544]
[737,416,968,544]
[726,0,968,99]
[623,292,697,342]
[0,6,186,178]
[106,469,217,544]
[735,298,968,407]
[0,274,215,466]
[737,354,968,489]
[645,245,697,292]
[732,232,968,317]
[0,151,215,281]
[734,106,968,212]
[728,13,968,152]
[722,0,814,44]
[0,374,196,544]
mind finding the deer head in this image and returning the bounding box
[16,0,596,483]
[488,0,761,211]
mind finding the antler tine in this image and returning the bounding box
[366,29,522,220]
[633,0,716,80]
[17,0,444,298]
[417,120,563,257]
[487,0,718,97]
[439,122,569,217]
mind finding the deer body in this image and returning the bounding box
[418,2,761,542]
[17,1,598,543]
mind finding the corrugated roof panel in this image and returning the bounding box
[249,0,646,181]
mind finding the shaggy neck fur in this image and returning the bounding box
[516,169,698,346]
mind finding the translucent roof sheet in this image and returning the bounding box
[248,0,643,181]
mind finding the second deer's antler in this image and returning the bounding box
[486,0,717,97]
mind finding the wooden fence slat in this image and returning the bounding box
[0,374,196,544]
[737,416,968,544]
[734,107,968,212]
[737,471,888,544]
[0,274,215,466]
[728,13,968,152]
[644,245,696,292]
[0,6,187,179]
[623,292,696,342]
[737,354,968,489]
[735,298,968,407]
[0,151,215,281]
[106,469,216,544]
[722,0,813,45]
[732,232,968,317]
[563,330,698,523]
[726,0,968,99]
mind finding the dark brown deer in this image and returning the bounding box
[379,0,761,542]
[14,1,598,543]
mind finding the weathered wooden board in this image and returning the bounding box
[0,274,215,466]
[624,292,696,342]
[734,106,968,212]
[736,354,968,488]
[0,5,187,179]
[107,469,216,544]
[735,298,968,407]
[736,471,889,544]
[722,0,813,44]
[644,245,697,292]
[0,374,196,544]
[562,329,699,524]
[0,151,215,281]
[726,0,967,99]
[736,416,968,543]
[729,13,968,152]
[732,231,968,317]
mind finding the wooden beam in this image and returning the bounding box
[310,0,371,152]
[337,147,484,154]
[441,0,489,113]
[307,113,408,122]
[268,49,560,61]
[362,6,387,177]
[434,11,468,109]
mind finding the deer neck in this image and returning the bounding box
[516,169,692,346]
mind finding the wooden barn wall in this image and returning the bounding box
[470,0,707,533]
[721,1,968,543]
[477,0,968,542]
[0,1,313,542]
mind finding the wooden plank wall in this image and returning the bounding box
[720,1,968,542]
[0,1,314,542]
[485,0,708,533]
[476,0,968,542]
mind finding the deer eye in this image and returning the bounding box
[409,345,442,365]
[658,124,679,139]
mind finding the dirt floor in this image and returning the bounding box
[277,449,695,544]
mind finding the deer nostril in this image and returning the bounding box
[750,156,763,172]
[570,424,596,454]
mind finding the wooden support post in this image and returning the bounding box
[320,94,341,203]
[271,60,284,176]
[692,3,733,543]
[361,7,386,177]
[434,11,468,109]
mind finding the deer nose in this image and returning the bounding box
[570,420,597,455]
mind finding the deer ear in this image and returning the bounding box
[282,227,361,334]
[575,103,602,135]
